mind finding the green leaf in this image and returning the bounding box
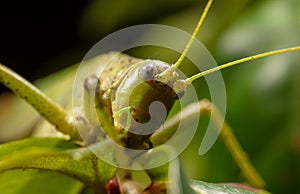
[0,137,78,157]
[0,138,116,188]
[0,169,84,194]
[190,180,256,194]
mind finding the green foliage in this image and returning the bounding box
[0,170,84,194]
[191,181,256,194]
[0,138,116,193]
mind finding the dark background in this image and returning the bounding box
[0,0,198,88]
[0,0,88,84]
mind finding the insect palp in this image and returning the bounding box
[113,106,133,136]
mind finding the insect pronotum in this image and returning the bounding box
[0,0,299,191]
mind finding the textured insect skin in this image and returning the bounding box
[95,52,185,149]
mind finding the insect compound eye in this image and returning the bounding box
[139,63,156,81]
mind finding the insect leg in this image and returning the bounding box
[151,99,266,188]
[0,63,80,140]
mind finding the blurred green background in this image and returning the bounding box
[0,0,299,193]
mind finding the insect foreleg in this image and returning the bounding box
[0,63,80,140]
[151,99,265,188]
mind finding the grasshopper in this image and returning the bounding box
[0,0,299,193]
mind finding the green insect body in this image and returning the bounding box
[94,52,187,149]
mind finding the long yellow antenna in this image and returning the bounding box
[173,0,214,68]
[187,46,300,83]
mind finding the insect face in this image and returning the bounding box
[108,60,187,148]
